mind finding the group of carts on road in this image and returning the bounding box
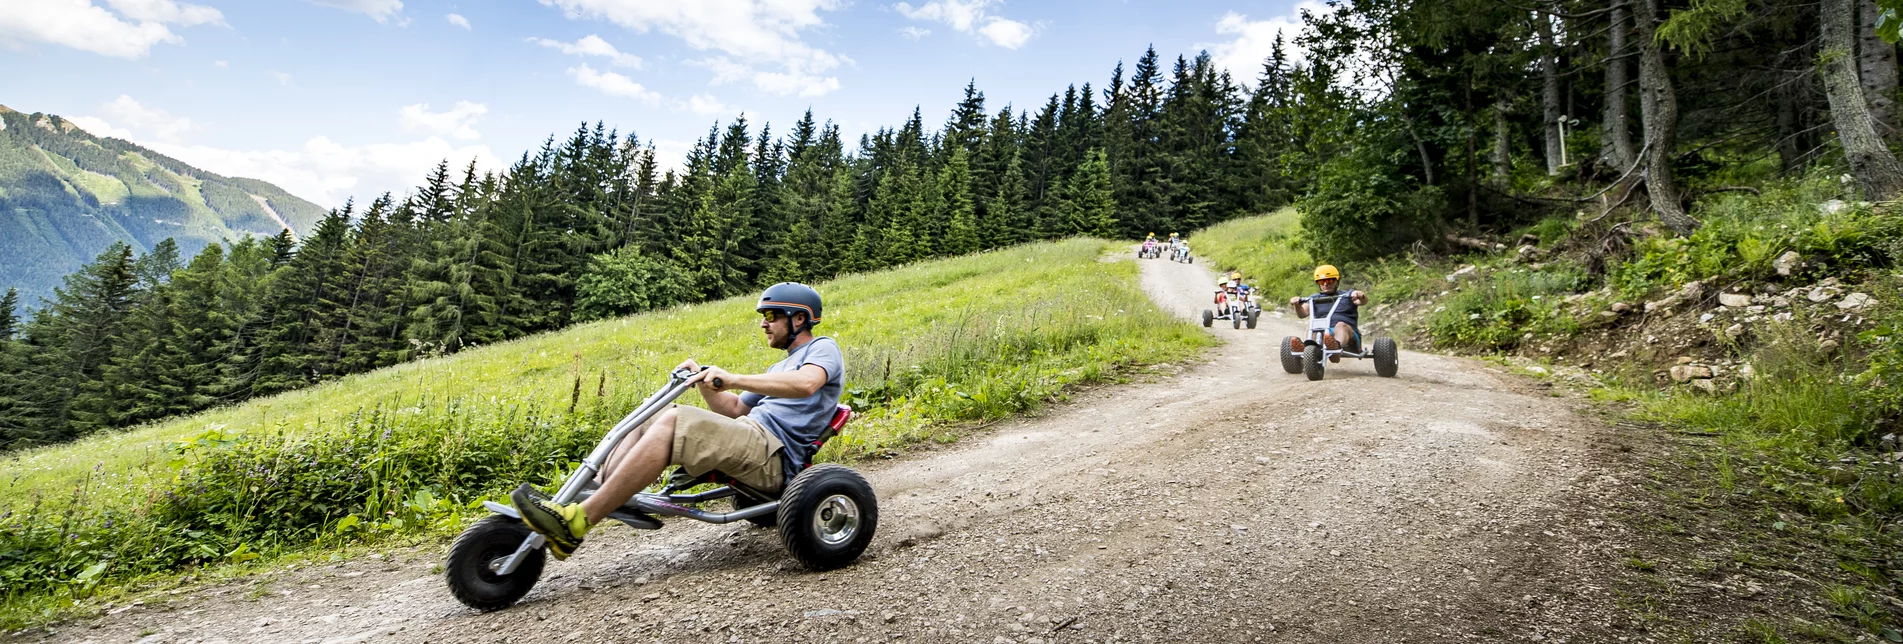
[1142,237,1399,382]
[1138,235,1194,263]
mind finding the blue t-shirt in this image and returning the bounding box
[739,336,845,474]
[1308,291,1359,328]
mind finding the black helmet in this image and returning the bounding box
[757,282,823,331]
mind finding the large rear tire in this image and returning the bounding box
[1202,310,1213,327]
[1280,337,1303,374]
[1303,345,1325,381]
[1373,337,1399,377]
[1231,310,1242,329]
[445,515,546,611]
[1246,310,1260,329]
[778,464,878,571]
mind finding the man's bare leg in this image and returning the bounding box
[1333,322,1356,350]
[580,409,678,524]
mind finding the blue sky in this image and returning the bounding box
[2,0,1315,208]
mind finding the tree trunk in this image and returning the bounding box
[1633,0,1700,234]
[1539,11,1564,175]
[1491,99,1513,184]
[1602,0,1636,170]
[1858,0,1899,132]
[1775,67,1809,175]
[1403,116,1436,185]
[1466,73,1479,228]
[1822,0,1903,200]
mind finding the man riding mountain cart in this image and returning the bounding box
[1281,265,1398,380]
[445,283,878,611]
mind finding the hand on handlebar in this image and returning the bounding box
[690,365,734,392]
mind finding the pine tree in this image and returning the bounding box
[0,288,16,341]
[1064,149,1119,237]
[47,243,140,436]
[939,147,979,255]
[987,152,1031,245]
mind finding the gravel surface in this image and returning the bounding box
[51,254,1630,643]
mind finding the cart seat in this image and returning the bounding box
[812,404,853,450]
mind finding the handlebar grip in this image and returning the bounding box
[710,377,724,389]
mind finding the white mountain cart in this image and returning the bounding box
[444,366,875,611]
[1280,293,1398,380]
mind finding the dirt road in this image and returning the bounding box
[58,254,1632,644]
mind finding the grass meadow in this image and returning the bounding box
[0,237,1212,628]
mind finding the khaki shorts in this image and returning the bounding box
[668,405,786,493]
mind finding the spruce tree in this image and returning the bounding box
[1064,149,1119,237]
[939,147,979,255]
[48,243,140,436]
[0,288,16,341]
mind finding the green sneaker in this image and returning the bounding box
[510,484,591,560]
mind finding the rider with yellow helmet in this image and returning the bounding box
[1289,265,1367,362]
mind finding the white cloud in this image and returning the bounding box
[897,26,929,39]
[0,0,222,59]
[304,0,402,22]
[271,70,294,86]
[693,55,837,97]
[151,137,500,207]
[65,95,497,207]
[529,34,641,68]
[399,101,486,140]
[446,13,470,29]
[538,0,846,96]
[105,0,222,25]
[68,95,193,142]
[212,59,227,67]
[976,17,1030,48]
[568,63,662,102]
[685,94,733,115]
[893,0,1033,49]
[1204,5,1323,81]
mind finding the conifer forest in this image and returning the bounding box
[6,0,1903,450]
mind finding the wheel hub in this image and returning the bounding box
[813,495,860,545]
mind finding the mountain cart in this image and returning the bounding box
[1280,293,1397,380]
[444,366,876,611]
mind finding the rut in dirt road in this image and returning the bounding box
[60,253,1624,644]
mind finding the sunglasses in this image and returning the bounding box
[761,310,784,323]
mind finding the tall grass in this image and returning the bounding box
[0,238,1211,627]
[1191,208,1316,300]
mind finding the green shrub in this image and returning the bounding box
[573,246,694,322]
[1297,144,1442,262]
[1423,266,1587,352]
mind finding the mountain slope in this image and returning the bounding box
[0,104,326,306]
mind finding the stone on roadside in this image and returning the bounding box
[1690,379,1718,394]
[1808,287,1838,303]
[1610,302,1631,313]
[1773,251,1801,276]
[1718,293,1752,308]
[1669,365,1713,382]
[1645,295,1682,314]
[1725,324,1744,339]
[1837,292,1873,311]
[1445,265,1477,282]
[1679,281,1705,299]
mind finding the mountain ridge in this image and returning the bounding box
[0,103,325,306]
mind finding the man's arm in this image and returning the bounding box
[690,363,829,417]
